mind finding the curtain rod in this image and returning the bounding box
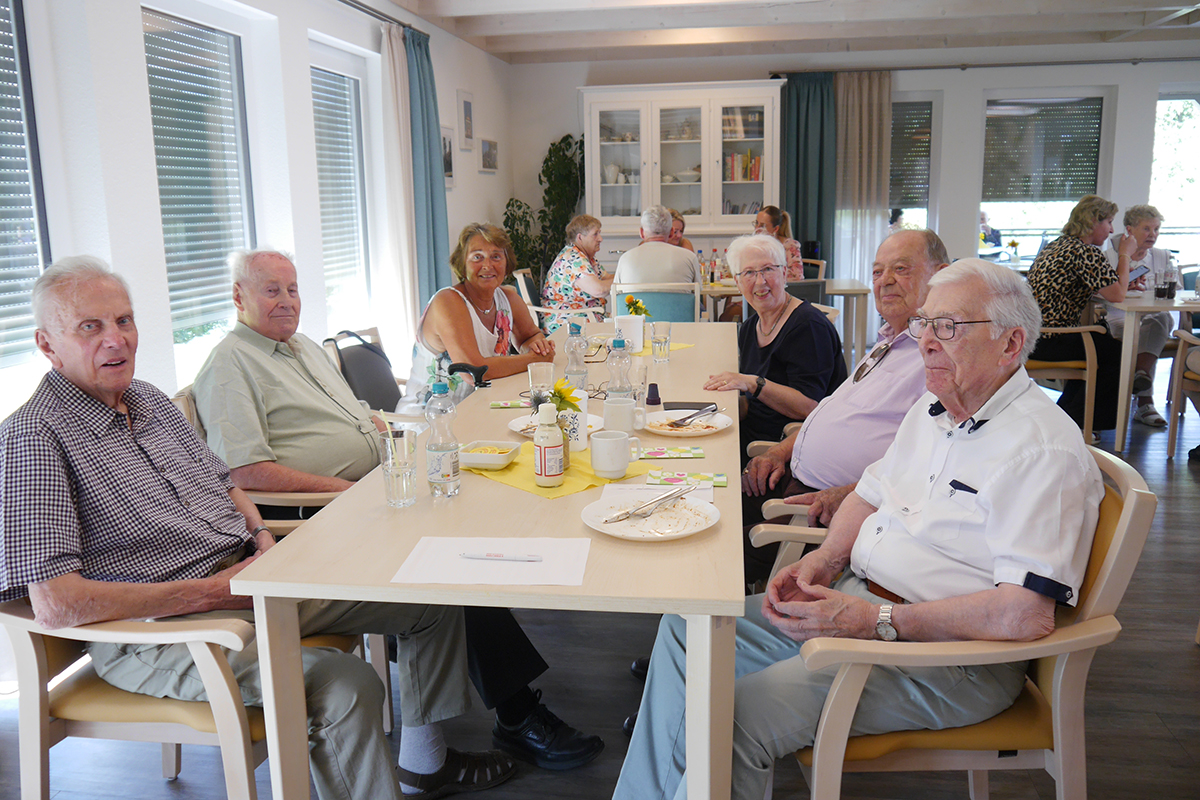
[335,0,427,36]
[775,55,1200,75]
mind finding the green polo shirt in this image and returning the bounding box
[193,322,380,481]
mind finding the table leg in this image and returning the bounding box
[706,294,716,322]
[1114,310,1141,453]
[855,295,868,369]
[683,614,736,800]
[839,297,854,369]
[255,595,309,799]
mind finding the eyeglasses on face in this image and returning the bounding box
[737,265,783,282]
[907,316,993,341]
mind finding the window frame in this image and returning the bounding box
[890,90,941,231]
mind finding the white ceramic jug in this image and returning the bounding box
[604,163,620,184]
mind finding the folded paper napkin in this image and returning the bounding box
[646,470,728,487]
[631,341,693,358]
[465,441,653,498]
[490,400,531,408]
[640,446,704,459]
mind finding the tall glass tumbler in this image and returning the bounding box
[379,430,417,508]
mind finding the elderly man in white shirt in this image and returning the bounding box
[613,259,1103,800]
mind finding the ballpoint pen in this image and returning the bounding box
[460,553,543,562]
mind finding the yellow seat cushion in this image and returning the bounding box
[1026,359,1088,371]
[1183,370,1200,382]
[796,679,1053,766]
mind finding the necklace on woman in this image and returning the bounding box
[758,298,793,338]
[466,289,496,315]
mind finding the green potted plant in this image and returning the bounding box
[504,134,585,293]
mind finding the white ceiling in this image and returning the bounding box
[392,0,1200,65]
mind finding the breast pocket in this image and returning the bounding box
[936,483,982,542]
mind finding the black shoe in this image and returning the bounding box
[1189,444,1200,462]
[492,690,604,770]
[630,656,649,681]
[622,712,637,737]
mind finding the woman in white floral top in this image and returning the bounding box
[541,214,613,334]
[755,206,806,281]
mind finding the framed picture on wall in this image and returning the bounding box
[480,139,498,173]
[457,90,474,150]
[441,126,454,188]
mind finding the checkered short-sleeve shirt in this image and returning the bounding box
[0,372,251,602]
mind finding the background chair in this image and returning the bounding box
[513,268,597,330]
[323,327,404,412]
[610,282,701,322]
[1025,325,1105,442]
[751,447,1155,800]
[801,258,826,280]
[1166,329,1200,459]
[785,279,827,306]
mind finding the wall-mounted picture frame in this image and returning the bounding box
[457,90,474,150]
[441,126,454,188]
[480,139,498,173]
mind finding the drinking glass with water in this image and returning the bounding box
[379,429,418,508]
[651,321,671,363]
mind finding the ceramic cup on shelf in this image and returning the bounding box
[590,430,642,479]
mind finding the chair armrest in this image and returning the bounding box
[0,599,256,651]
[1172,329,1200,348]
[244,490,341,508]
[799,614,1121,671]
[748,522,828,548]
[745,440,774,458]
[1039,325,1105,335]
[761,497,813,520]
[782,421,803,438]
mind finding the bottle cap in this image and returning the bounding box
[537,403,558,423]
[569,322,582,335]
[431,382,448,394]
[611,338,625,349]
[646,383,661,406]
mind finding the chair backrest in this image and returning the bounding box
[323,328,402,411]
[513,268,540,307]
[786,279,827,306]
[171,385,206,438]
[802,258,826,281]
[610,282,701,322]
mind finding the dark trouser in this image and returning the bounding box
[1029,329,1123,431]
[741,475,817,585]
[465,606,549,709]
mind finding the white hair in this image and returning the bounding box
[32,255,131,330]
[725,234,787,276]
[228,248,295,285]
[927,258,1042,362]
[639,205,673,238]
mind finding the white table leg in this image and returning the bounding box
[840,297,855,369]
[255,595,309,799]
[855,295,868,369]
[1114,310,1141,453]
[684,614,736,800]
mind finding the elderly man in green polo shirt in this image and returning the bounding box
[192,248,604,772]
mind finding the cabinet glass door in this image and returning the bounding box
[597,109,643,219]
[721,105,765,218]
[657,105,704,219]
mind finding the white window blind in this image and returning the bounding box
[983,97,1102,202]
[889,101,931,210]
[0,0,49,366]
[311,66,369,331]
[143,8,254,343]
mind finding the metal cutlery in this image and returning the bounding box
[603,485,696,524]
[668,403,719,428]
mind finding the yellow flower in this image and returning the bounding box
[625,295,652,317]
[1007,239,1020,249]
[549,377,582,413]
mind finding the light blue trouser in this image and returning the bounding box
[89,599,470,800]
[612,575,1028,800]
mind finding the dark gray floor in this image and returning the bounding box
[3,408,1200,799]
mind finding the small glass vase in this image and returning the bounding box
[1007,245,1019,262]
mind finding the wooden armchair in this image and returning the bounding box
[1025,325,1105,442]
[610,282,702,323]
[513,268,596,330]
[752,447,1156,800]
[1166,329,1200,460]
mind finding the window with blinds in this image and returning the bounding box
[0,0,50,367]
[311,67,370,331]
[143,8,254,344]
[982,97,1102,202]
[889,101,931,210]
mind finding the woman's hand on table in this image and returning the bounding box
[524,334,556,358]
[704,371,753,393]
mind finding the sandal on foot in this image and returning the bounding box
[1132,403,1167,428]
[398,748,516,799]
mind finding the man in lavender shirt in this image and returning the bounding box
[740,229,948,582]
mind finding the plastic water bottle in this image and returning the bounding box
[696,249,707,280]
[564,322,589,417]
[710,248,720,283]
[424,382,460,497]
[606,338,633,400]
[533,403,565,488]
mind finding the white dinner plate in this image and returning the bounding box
[581,497,720,541]
[509,413,604,438]
[643,409,733,438]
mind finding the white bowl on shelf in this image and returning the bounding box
[673,171,701,183]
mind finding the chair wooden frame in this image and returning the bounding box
[513,268,597,329]
[610,282,701,323]
[1025,325,1105,441]
[749,447,1156,800]
[802,258,826,280]
[1166,329,1200,460]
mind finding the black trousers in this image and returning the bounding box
[464,606,549,709]
[1028,329,1123,431]
[741,475,818,585]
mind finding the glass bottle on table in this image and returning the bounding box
[606,337,633,400]
[533,403,565,488]
[424,382,460,497]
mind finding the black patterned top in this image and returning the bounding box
[1026,235,1117,336]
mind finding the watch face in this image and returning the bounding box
[875,621,898,641]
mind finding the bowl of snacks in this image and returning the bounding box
[459,440,520,469]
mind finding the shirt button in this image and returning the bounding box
[946,432,952,438]
[182,500,190,508]
[929,475,934,482]
[901,507,909,512]
[876,526,882,534]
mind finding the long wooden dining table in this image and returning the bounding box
[230,321,747,800]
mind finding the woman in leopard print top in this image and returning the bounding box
[1026,195,1136,435]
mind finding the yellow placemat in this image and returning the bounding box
[631,341,694,358]
[465,442,652,499]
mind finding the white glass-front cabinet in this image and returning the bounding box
[583,80,781,235]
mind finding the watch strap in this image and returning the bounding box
[752,375,766,398]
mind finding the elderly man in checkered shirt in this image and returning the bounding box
[0,257,517,799]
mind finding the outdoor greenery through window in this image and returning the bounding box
[1150,97,1200,265]
[311,66,370,333]
[143,8,254,385]
[889,101,931,230]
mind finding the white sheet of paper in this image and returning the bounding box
[392,537,590,586]
[600,483,715,504]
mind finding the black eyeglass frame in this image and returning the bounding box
[906,316,994,341]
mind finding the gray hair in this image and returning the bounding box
[1123,204,1163,229]
[725,234,787,276]
[228,248,295,285]
[927,258,1042,363]
[32,255,131,330]
[640,205,673,238]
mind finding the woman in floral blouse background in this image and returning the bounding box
[541,214,613,334]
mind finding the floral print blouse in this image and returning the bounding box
[781,238,806,281]
[541,244,607,334]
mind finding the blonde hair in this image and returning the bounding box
[449,223,517,282]
[759,205,792,240]
[1062,195,1118,239]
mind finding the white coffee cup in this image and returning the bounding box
[603,397,645,433]
[590,430,642,479]
[615,314,645,353]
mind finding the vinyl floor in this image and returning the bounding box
[2,404,1199,799]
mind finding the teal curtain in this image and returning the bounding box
[781,73,836,277]
[404,28,451,306]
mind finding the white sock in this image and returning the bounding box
[398,723,447,795]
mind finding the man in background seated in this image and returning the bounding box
[980,210,1002,246]
[614,204,703,285]
[740,229,949,583]
[614,259,1103,800]
[193,248,602,771]
[1,257,516,799]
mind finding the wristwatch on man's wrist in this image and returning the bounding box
[875,604,898,641]
[752,375,766,398]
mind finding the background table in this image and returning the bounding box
[231,322,746,800]
[825,278,871,369]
